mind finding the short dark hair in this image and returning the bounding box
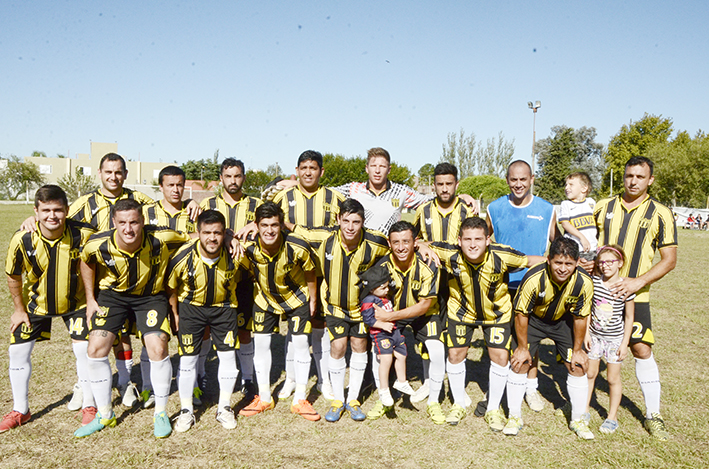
[366,147,391,164]
[35,184,68,208]
[506,160,532,179]
[158,165,185,185]
[625,156,654,176]
[566,172,592,193]
[111,198,143,219]
[459,216,487,237]
[255,201,284,224]
[100,153,127,173]
[221,158,245,175]
[434,162,458,180]
[339,198,365,220]
[297,150,323,169]
[548,236,579,261]
[388,221,415,238]
[197,209,226,231]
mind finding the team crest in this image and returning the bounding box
[255,312,266,324]
[96,306,109,318]
[69,249,80,259]
[181,334,193,345]
[380,339,392,349]
[391,199,400,208]
[456,325,466,337]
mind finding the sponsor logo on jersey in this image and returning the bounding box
[289,200,297,207]
[526,215,543,221]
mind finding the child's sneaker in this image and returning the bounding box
[599,418,618,434]
[393,380,415,396]
[67,383,83,411]
[411,379,430,403]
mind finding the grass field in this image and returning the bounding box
[0,204,707,468]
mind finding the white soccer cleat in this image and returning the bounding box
[216,406,238,430]
[67,383,83,411]
[173,409,195,433]
[411,379,430,403]
[120,382,140,407]
[525,390,545,412]
[278,378,296,399]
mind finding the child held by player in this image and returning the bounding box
[584,245,635,434]
[560,172,597,261]
[359,265,415,408]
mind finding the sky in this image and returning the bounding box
[2,1,707,175]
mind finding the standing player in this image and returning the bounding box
[272,150,344,401]
[167,210,240,432]
[588,156,677,441]
[201,158,261,398]
[509,237,594,439]
[1,186,97,433]
[74,199,191,438]
[430,217,542,428]
[486,160,559,412]
[236,202,320,421]
[290,199,390,422]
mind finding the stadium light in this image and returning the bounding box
[528,100,541,194]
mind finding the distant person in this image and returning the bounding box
[560,172,597,261]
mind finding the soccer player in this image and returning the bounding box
[236,202,320,421]
[430,217,542,428]
[290,199,390,422]
[272,150,345,401]
[365,221,444,423]
[201,158,261,398]
[1,185,97,433]
[486,159,559,412]
[167,210,240,432]
[586,156,677,441]
[509,237,594,439]
[74,199,191,438]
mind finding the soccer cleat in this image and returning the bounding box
[324,400,345,422]
[67,383,83,411]
[193,387,203,407]
[278,378,297,399]
[484,408,507,432]
[346,400,366,421]
[600,418,619,434]
[525,390,545,412]
[216,406,238,429]
[644,413,669,441]
[238,396,275,417]
[173,409,195,433]
[446,404,466,426]
[0,410,31,433]
[291,400,321,421]
[393,380,415,396]
[411,379,430,403]
[366,400,392,420]
[242,380,257,400]
[141,390,155,409]
[80,406,98,425]
[74,411,116,438]
[153,411,172,438]
[473,397,488,417]
[569,418,595,440]
[317,381,335,401]
[120,382,140,407]
[503,416,524,436]
[426,402,446,425]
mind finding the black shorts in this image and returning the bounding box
[525,314,574,363]
[254,304,311,335]
[399,313,445,345]
[11,309,89,344]
[177,302,239,356]
[446,317,511,350]
[371,328,407,356]
[235,279,254,331]
[92,290,171,339]
[630,302,653,345]
[326,315,368,340]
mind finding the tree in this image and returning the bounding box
[181,158,221,182]
[418,163,435,179]
[0,156,46,200]
[457,175,509,207]
[57,168,100,202]
[603,114,673,194]
[320,154,367,187]
[478,132,516,178]
[441,129,516,179]
[31,151,47,158]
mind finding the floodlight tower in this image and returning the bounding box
[527,100,541,194]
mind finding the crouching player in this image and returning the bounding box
[167,210,241,432]
[2,185,97,433]
[75,199,191,438]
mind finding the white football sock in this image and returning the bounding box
[446,359,467,407]
[72,341,95,408]
[329,356,346,402]
[526,377,539,394]
[150,356,173,414]
[311,327,330,385]
[635,354,661,417]
[87,355,113,417]
[292,334,311,401]
[506,370,527,418]
[252,334,272,403]
[346,352,368,403]
[487,361,509,412]
[8,341,34,414]
[237,341,254,382]
[178,355,198,412]
[425,339,445,405]
[567,373,589,421]
[216,350,239,409]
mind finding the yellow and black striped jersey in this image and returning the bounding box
[238,232,316,315]
[594,194,677,302]
[6,220,96,316]
[431,242,528,325]
[81,225,190,296]
[69,188,153,231]
[166,239,238,307]
[293,225,390,321]
[413,197,476,243]
[513,262,593,322]
[375,253,439,316]
[200,194,261,232]
[272,185,345,228]
[143,200,196,234]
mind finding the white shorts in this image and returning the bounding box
[588,334,624,364]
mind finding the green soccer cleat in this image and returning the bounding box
[446,404,466,426]
[484,408,507,432]
[153,411,172,438]
[426,402,446,425]
[569,418,595,440]
[366,400,392,420]
[644,413,669,441]
[74,411,116,438]
[503,415,523,436]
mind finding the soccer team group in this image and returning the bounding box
[1,147,677,442]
